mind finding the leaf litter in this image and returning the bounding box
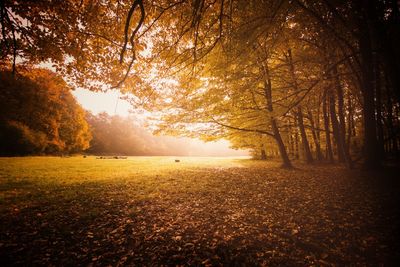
[0,162,399,266]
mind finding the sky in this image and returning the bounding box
[71,88,131,116]
[72,88,250,156]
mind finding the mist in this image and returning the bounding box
[85,112,249,157]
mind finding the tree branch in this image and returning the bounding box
[209,116,275,137]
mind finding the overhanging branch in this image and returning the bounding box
[209,116,275,138]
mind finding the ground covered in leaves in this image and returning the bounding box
[0,156,399,266]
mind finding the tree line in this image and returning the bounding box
[1,0,399,168]
[0,69,91,155]
[0,68,200,156]
[86,112,202,156]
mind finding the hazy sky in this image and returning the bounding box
[72,88,249,156]
[71,88,131,116]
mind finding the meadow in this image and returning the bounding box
[0,156,399,266]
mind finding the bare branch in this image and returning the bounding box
[209,116,275,137]
[115,0,145,88]
[281,54,354,116]
[119,0,145,64]
[293,0,361,69]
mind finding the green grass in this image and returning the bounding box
[0,156,250,182]
[0,156,255,212]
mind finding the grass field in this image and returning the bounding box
[0,156,399,265]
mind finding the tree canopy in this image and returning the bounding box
[0,68,91,155]
[1,0,399,168]
[144,0,400,168]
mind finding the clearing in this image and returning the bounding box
[0,156,399,266]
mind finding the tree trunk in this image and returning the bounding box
[328,86,345,162]
[386,82,398,153]
[262,60,292,168]
[296,108,314,163]
[287,48,313,163]
[375,62,385,159]
[346,93,353,156]
[288,118,295,158]
[260,144,267,160]
[323,90,334,163]
[271,119,292,168]
[316,101,321,146]
[359,18,381,169]
[294,122,299,160]
[366,0,400,105]
[333,65,354,168]
[307,109,323,161]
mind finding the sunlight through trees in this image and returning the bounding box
[1,0,399,167]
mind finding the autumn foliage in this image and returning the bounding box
[1,1,400,265]
[0,69,91,155]
[1,0,400,168]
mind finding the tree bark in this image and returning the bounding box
[386,81,398,153]
[346,92,353,155]
[323,89,334,163]
[366,0,400,105]
[375,61,385,159]
[332,65,353,168]
[296,108,314,163]
[328,86,345,162]
[260,144,267,160]
[359,15,381,169]
[262,60,292,168]
[294,120,299,160]
[287,48,313,163]
[271,119,292,168]
[332,65,347,153]
[288,118,295,158]
[307,109,323,161]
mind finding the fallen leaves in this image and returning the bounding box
[0,162,399,265]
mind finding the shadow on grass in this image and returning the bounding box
[1,165,400,266]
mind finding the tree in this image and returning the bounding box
[2,0,399,168]
[0,0,149,90]
[290,0,400,168]
[146,0,400,169]
[148,0,297,167]
[0,68,91,155]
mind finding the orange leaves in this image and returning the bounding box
[0,68,91,155]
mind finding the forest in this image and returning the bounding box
[1,0,399,169]
[0,0,400,265]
